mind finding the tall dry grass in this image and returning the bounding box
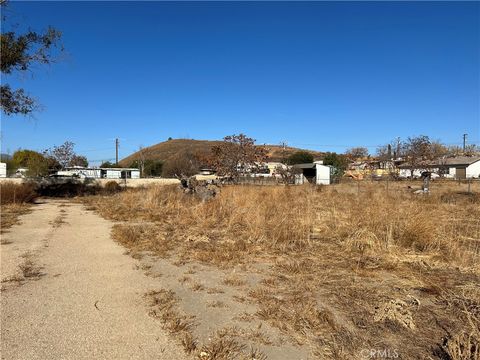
[1,182,38,233]
[86,182,480,271]
[85,181,480,358]
[0,182,38,205]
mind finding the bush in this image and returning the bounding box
[287,151,314,165]
[35,178,101,197]
[162,152,200,178]
[0,182,38,204]
[104,181,122,194]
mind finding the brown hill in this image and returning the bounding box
[120,139,323,166]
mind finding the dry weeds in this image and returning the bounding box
[86,181,480,359]
[1,204,31,235]
[0,182,37,205]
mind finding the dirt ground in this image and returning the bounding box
[0,199,187,360]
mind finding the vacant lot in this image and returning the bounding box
[85,180,480,359]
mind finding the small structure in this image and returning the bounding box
[56,166,140,179]
[61,166,101,178]
[293,161,331,185]
[100,167,141,179]
[0,162,6,178]
[398,156,480,179]
[266,162,286,176]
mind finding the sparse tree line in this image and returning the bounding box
[2,142,87,177]
[3,134,478,180]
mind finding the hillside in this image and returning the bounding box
[120,139,323,166]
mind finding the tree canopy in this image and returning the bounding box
[345,147,369,160]
[323,152,348,179]
[210,134,268,180]
[11,149,50,176]
[0,1,63,115]
[287,151,314,165]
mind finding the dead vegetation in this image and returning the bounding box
[0,182,38,205]
[1,182,37,234]
[1,203,32,235]
[86,180,480,359]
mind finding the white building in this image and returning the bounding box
[0,162,6,178]
[398,156,480,179]
[293,161,331,185]
[58,167,140,179]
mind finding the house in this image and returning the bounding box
[293,161,331,185]
[0,162,6,178]
[100,167,140,179]
[436,156,480,179]
[57,167,140,179]
[398,156,480,179]
[266,162,286,176]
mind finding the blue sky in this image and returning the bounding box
[1,1,479,164]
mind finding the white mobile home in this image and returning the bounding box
[57,167,140,179]
[101,168,140,179]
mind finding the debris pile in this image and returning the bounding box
[179,176,219,201]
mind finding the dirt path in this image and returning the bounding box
[0,199,187,360]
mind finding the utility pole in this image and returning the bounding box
[463,133,468,153]
[280,141,287,163]
[115,138,119,166]
[395,137,401,159]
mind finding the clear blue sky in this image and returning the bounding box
[1,1,479,164]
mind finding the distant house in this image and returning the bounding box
[398,156,480,179]
[0,162,6,178]
[266,162,286,176]
[293,161,331,185]
[57,166,140,179]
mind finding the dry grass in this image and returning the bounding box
[50,215,67,228]
[223,275,247,287]
[0,182,38,205]
[86,182,480,270]
[1,182,37,234]
[87,181,480,359]
[145,289,198,353]
[0,203,32,235]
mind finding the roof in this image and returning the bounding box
[433,156,480,166]
[398,156,480,169]
[293,162,329,169]
[65,167,140,171]
[293,163,316,169]
[102,168,140,171]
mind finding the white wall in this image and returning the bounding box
[0,163,6,178]
[466,161,480,178]
[106,170,122,179]
[315,164,330,185]
[131,170,140,179]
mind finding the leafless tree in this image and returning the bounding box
[402,135,432,177]
[48,141,75,169]
[345,147,369,160]
[136,145,150,177]
[162,151,200,178]
[275,165,301,185]
[210,134,268,181]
